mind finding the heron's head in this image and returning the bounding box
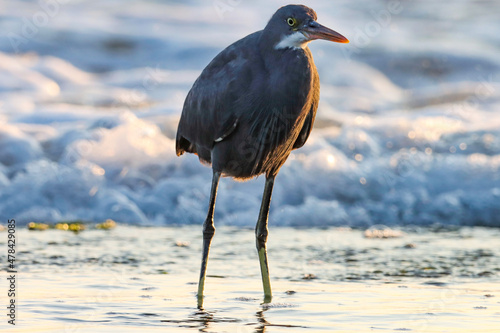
[265,4,349,50]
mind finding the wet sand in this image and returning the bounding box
[2,226,500,332]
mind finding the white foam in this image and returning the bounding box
[0,1,499,227]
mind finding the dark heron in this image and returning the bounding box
[176,4,348,307]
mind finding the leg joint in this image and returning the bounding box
[256,230,268,241]
[203,220,215,238]
[255,229,268,248]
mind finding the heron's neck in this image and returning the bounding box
[274,31,311,50]
[257,31,311,74]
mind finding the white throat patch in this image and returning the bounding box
[275,31,310,50]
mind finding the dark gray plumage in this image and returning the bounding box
[175,4,348,308]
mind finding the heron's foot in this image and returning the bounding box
[262,294,272,305]
[196,293,204,310]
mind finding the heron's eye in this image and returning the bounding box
[287,17,297,27]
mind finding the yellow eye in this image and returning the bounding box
[287,17,297,27]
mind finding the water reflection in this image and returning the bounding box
[255,308,269,333]
[161,304,284,332]
[161,309,242,332]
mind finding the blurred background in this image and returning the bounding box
[0,0,499,227]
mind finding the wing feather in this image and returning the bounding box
[293,62,320,150]
[176,32,261,162]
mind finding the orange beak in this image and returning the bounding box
[303,21,349,43]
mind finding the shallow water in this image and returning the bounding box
[3,225,499,332]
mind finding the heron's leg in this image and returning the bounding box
[255,175,275,302]
[197,170,221,309]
